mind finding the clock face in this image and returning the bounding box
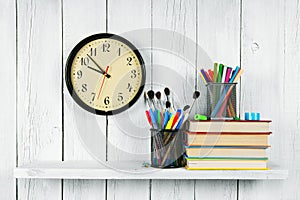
[65,33,145,115]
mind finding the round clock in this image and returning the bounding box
[65,33,146,115]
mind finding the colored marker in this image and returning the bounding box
[165,114,175,129]
[200,69,210,83]
[157,110,161,128]
[149,109,158,129]
[208,69,214,81]
[225,67,232,83]
[194,114,207,120]
[175,115,184,130]
[213,63,218,83]
[145,110,153,127]
[172,113,183,130]
[217,64,224,83]
[199,71,207,84]
[163,110,169,129]
[171,110,181,128]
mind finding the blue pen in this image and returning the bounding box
[149,109,158,129]
[228,66,240,83]
[163,110,169,129]
[175,115,184,130]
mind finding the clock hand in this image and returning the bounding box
[87,66,107,75]
[97,66,110,100]
[86,54,111,78]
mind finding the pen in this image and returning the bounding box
[165,113,174,129]
[163,110,169,129]
[171,109,181,128]
[149,109,158,129]
[145,110,153,128]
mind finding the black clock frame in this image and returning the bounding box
[65,33,146,115]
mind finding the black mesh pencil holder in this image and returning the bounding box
[206,83,237,119]
[151,129,185,168]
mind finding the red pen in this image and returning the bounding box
[145,110,153,128]
[171,110,181,128]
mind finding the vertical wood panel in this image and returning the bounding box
[195,0,239,199]
[17,0,62,199]
[151,0,196,199]
[151,180,194,200]
[195,180,237,200]
[62,0,106,199]
[107,0,151,199]
[0,0,16,199]
[240,0,300,199]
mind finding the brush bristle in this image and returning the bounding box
[183,105,190,111]
[147,90,155,99]
[155,91,161,99]
[193,91,201,99]
[164,87,170,96]
[166,101,171,108]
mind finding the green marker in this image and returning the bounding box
[194,114,207,121]
[157,110,161,128]
[233,116,240,120]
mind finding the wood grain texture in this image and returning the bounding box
[151,180,194,200]
[62,0,106,199]
[107,0,151,199]
[0,0,16,199]
[107,0,151,162]
[195,180,237,199]
[17,0,62,199]
[14,161,288,179]
[240,0,300,199]
[195,0,240,199]
[151,0,196,199]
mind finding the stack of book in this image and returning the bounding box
[184,120,271,170]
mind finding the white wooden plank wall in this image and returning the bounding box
[151,0,196,199]
[107,0,151,199]
[195,0,240,199]
[16,0,63,199]
[1,0,300,199]
[0,0,16,200]
[239,0,300,199]
[62,0,106,199]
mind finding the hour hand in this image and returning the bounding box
[87,66,111,78]
[86,54,110,77]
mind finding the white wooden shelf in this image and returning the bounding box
[14,161,288,180]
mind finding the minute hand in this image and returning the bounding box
[86,54,111,78]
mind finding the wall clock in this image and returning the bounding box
[65,33,146,115]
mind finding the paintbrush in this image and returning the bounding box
[164,87,170,101]
[155,91,163,111]
[188,90,200,115]
[147,90,156,110]
[144,91,154,111]
[180,91,201,126]
[166,101,171,113]
[164,88,175,112]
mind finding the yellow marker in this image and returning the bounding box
[233,68,244,83]
[165,115,175,130]
[199,72,207,84]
